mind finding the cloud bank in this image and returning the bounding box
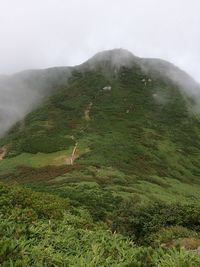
[0,0,199,83]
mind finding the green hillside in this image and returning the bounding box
[1,49,200,266]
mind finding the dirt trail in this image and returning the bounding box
[70,142,78,165]
[84,102,93,121]
[66,101,93,165]
[66,142,78,165]
[0,147,7,160]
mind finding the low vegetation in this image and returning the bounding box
[0,52,200,265]
[1,182,200,266]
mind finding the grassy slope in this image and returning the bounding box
[0,59,200,206]
[1,51,200,265]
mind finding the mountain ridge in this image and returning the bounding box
[0,49,200,184]
[1,50,200,263]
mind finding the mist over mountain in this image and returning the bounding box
[0,48,199,178]
[0,49,199,137]
[0,67,71,136]
[1,1,200,265]
[1,48,200,266]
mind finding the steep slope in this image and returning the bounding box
[1,49,200,266]
[0,49,200,203]
[1,50,200,180]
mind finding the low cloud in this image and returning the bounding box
[0,0,199,83]
[0,68,71,136]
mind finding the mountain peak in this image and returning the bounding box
[94,48,136,58]
[83,48,138,68]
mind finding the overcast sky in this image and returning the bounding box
[0,0,199,82]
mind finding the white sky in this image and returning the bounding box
[0,0,199,82]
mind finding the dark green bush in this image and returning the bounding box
[112,202,200,244]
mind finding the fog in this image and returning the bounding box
[0,0,200,136]
[0,0,199,82]
[0,68,71,136]
[0,77,40,136]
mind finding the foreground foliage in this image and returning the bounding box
[1,182,200,266]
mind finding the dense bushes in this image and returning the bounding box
[1,65,200,180]
[1,63,200,265]
[2,214,200,267]
[148,226,200,248]
[1,182,200,266]
[112,201,200,245]
[0,182,69,219]
[19,134,74,154]
[53,183,122,221]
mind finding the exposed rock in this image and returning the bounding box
[102,86,112,91]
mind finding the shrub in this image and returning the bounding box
[112,202,200,244]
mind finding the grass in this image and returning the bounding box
[0,63,199,217]
[0,50,200,265]
[0,150,69,174]
[1,66,200,179]
[134,178,200,204]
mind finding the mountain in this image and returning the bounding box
[1,49,200,180]
[1,49,200,266]
[0,49,200,197]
